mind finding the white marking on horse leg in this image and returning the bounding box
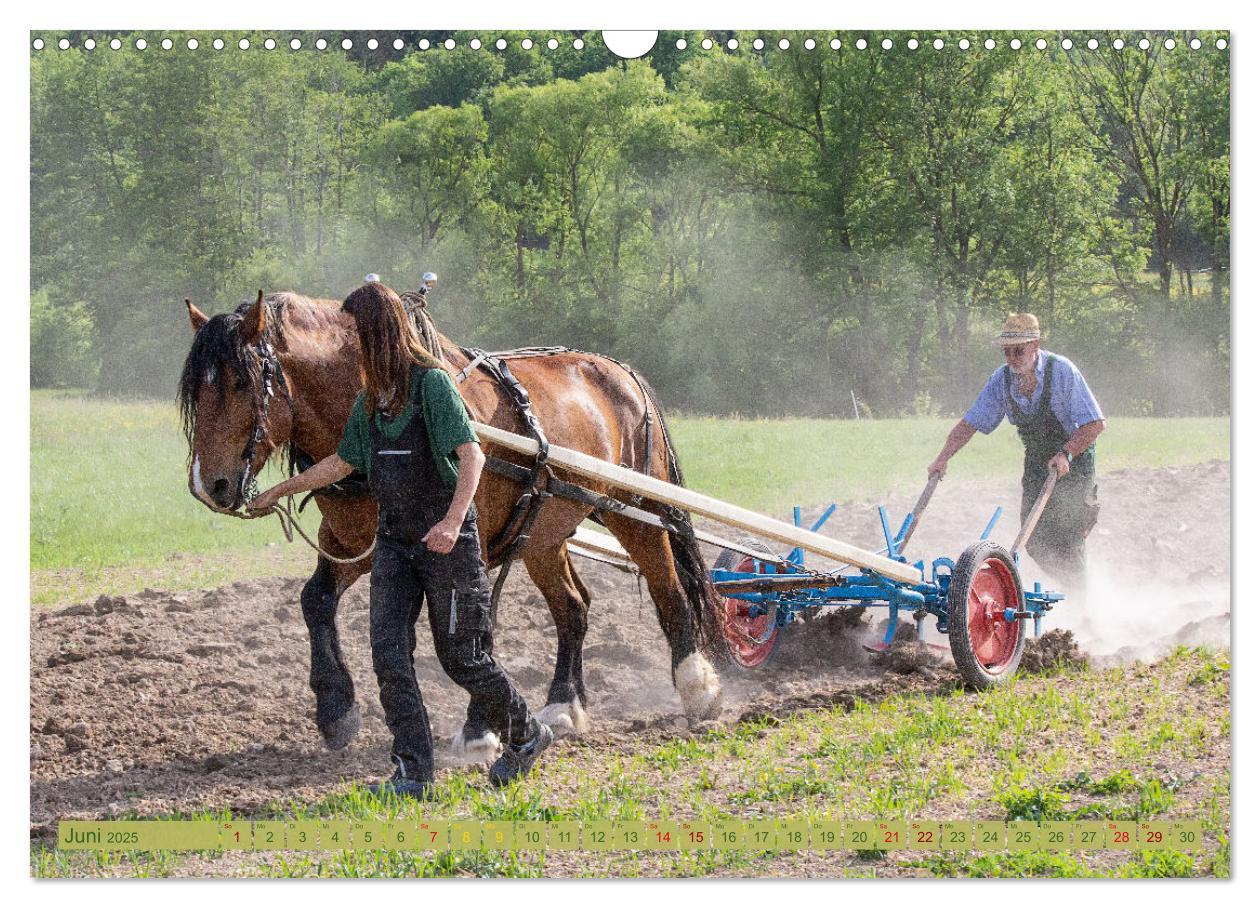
[538,697,590,738]
[191,456,216,507]
[452,726,500,764]
[675,652,722,723]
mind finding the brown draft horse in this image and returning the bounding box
[178,291,725,756]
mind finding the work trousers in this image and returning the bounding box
[1020,458,1100,586]
[369,506,531,781]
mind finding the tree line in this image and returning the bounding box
[30,30,1229,417]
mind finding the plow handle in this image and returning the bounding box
[898,472,942,553]
[1011,471,1058,557]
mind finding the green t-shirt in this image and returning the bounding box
[336,366,479,490]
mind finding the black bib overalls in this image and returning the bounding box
[366,370,530,782]
[1006,355,1100,583]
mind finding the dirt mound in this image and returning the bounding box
[869,641,949,679]
[30,462,1229,830]
[1019,629,1088,674]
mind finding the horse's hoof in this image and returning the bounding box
[538,697,590,738]
[676,653,722,722]
[453,723,500,764]
[320,704,362,751]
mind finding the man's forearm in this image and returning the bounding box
[937,420,977,462]
[1064,420,1105,457]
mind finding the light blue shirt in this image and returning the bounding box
[963,350,1104,436]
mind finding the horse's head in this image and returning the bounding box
[178,292,294,512]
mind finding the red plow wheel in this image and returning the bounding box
[947,541,1026,689]
[714,544,780,669]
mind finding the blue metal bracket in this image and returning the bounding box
[810,504,837,533]
[980,506,1003,541]
[878,506,895,558]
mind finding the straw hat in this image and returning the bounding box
[997,313,1042,346]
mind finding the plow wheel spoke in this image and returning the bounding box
[714,542,780,669]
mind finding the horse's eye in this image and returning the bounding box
[204,367,217,385]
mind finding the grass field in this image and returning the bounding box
[672,414,1229,512]
[29,390,1229,605]
[30,647,1229,878]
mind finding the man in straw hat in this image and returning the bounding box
[927,313,1106,584]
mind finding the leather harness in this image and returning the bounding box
[282,299,668,603]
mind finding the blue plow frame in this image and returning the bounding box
[710,501,1065,649]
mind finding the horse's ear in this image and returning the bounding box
[239,290,266,344]
[186,299,209,333]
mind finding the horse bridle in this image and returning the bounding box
[237,336,292,506]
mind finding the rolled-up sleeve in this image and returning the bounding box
[962,368,1007,434]
[1056,357,1104,429]
[336,393,371,476]
[423,369,479,455]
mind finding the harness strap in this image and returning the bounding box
[482,456,671,530]
[453,347,555,618]
[454,351,490,384]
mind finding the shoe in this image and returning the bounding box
[488,720,553,787]
[368,756,434,800]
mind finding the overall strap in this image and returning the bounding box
[1035,354,1058,418]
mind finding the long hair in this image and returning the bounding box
[342,282,443,419]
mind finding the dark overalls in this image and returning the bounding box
[367,371,531,782]
[1007,355,1100,584]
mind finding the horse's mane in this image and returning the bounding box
[177,292,334,450]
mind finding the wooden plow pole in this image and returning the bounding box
[896,473,941,554]
[567,525,637,572]
[1011,472,1058,558]
[473,422,921,585]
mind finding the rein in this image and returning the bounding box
[222,495,378,565]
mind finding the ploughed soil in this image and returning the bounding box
[29,461,1229,837]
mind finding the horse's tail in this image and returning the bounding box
[637,375,728,664]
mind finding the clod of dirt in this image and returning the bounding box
[186,643,233,657]
[869,641,947,679]
[202,755,231,773]
[47,650,89,668]
[94,595,128,615]
[55,604,96,618]
[1020,629,1088,674]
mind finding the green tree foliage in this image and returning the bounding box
[30,290,98,388]
[30,32,1229,417]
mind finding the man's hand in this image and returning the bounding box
[422,515,462,554]
[246,486,284,515]
[1048,451,1071,478]
[928,456,949,479]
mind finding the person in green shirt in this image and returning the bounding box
[248,281,552,798]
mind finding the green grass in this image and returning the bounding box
[30,390,1229,604]
[31,646,1228,879]
[672,414,1229,512]
[30,390,321,604]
